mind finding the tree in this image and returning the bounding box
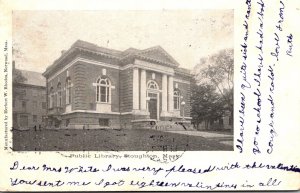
[12,42,27,100]
[195,48,233,120]
[13,67,26,83]
[190,77,225,130]
[12,42,27,84]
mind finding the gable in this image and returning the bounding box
[137,46,180,67]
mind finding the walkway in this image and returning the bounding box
[161,130,233,147]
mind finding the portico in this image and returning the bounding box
[132,59,175,121]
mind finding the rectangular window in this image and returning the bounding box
[66,87,72,104]
[42,102,46,109]
[174,97,180,110]
[99,118,109,126]
[33,115,37,122]
[57,91,62,107]
[96,86,99,102]
[41,91,46,98]
[19,115,28,127]
[107,88,110,102]
[22,89,26,96]
[148,93,156,98]
[18,89,26,99]
[49,94,53,109]
[22,101,26,109]
[100,86,107,102]
[66,119,70,127]
[33,101,37,109]
[32,89,37,97]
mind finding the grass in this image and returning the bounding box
[13,129,233,151]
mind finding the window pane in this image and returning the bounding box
[100,86,107,102]
[68,87,71,104]
[99,118,109,126]
[33,101,37,108]
[174,96,180,110]
[33,115,37,122]
[66,79,71,105]
[58,91,62,107]
[100,86,106,94]
[42,102,46,109]
[107,87,110,102]
[96,86,99,101]
[101,94,106,102]
[149,93,156,98]
[22,101,26,108]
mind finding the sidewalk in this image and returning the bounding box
[161,130,233,146]
[163,130,232,137]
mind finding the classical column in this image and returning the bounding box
[168,76,174,113]
[161,74,168,115]
[140,69,147,111]
[133,67,140,110]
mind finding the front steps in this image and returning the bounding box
[154,121,194,131]
[132,120,194,131]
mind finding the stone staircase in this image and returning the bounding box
[131,119,195,131]
[152,121,195,131]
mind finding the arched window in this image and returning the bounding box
[49,87,54,109]
[147,80,159,90]
[57,83,62,107]
[96,77,110,103]
[66,78,72,105]
[174,90,180,110]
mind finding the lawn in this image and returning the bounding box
[13,129,233,151]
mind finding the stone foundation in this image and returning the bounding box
[47,111,192,130]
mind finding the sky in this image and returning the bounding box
[13,10,233,72]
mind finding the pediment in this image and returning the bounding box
[137,46,180,67]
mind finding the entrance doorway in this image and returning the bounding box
[147,92,159,120]
[148,98,157,119]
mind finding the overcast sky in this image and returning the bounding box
[13,10,233,72]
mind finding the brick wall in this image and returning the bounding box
[174,80,191,117]
[13,84,47,128]
[47,67,70,112]
[73,63,88,110]
[83,63,120,112]
[47,60,121,113]
[120,68,133,113]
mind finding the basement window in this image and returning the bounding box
[99,118,109,127]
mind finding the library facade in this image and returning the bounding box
[43,40,192,129]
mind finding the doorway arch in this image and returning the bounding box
[147,80,160,120]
